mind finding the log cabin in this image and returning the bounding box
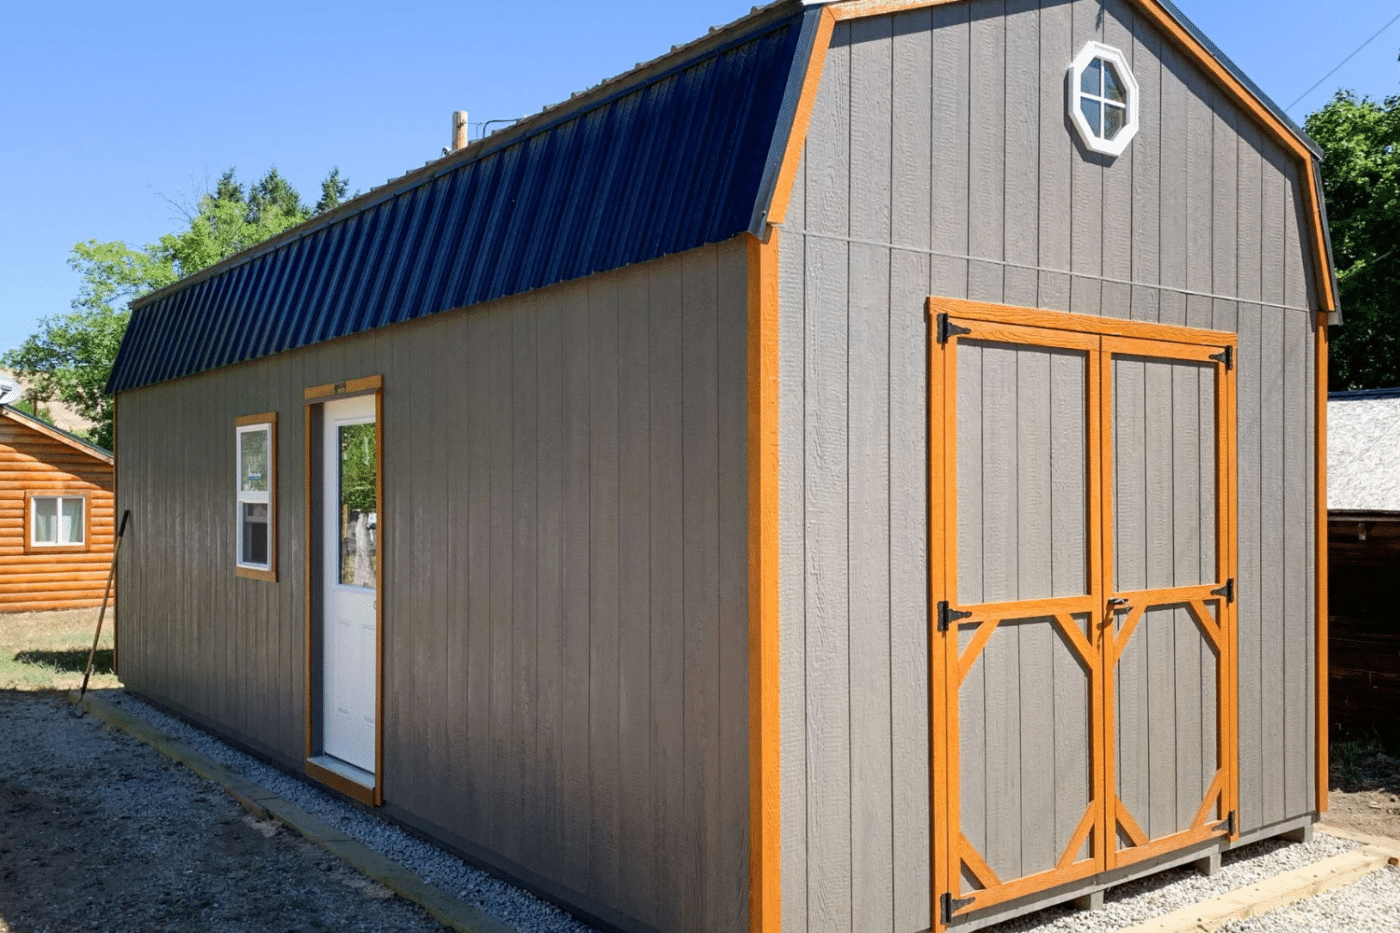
[105,2,1337,931]
[0,403,115,613]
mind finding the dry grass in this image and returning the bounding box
[0,607,120,692]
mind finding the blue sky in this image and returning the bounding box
[1,0,1397,358]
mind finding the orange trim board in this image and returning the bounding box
[1315,314,1329,813]
[304,374,383,400]
[746,230,782,933]
[766,1,1335,312]
[303,380,386,808]
[931,297,1239,918]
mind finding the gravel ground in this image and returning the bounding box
[970,833,1362,933]
[0,691,444,933]
[19,687,1396,933]
[102,690,596,933]
[1219,864,1400,933]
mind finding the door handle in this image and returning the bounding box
[1107,597,1130,608]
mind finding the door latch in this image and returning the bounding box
[1107,597,1130,608]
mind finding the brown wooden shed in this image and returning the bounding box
[106,2,1336,932]
[1326,388,1400,747]
[0,404,115,613]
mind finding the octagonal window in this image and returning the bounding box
[1068,42,1139,157]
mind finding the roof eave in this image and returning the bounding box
[0,405,113,463]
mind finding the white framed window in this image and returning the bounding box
[236,414,278,580]
[26,493,86,550]
[1068,42,1139,157]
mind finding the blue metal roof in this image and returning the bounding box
[109,12,804,394]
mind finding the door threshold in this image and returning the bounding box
[306,755,377,805]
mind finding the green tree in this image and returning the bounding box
[1306,89,1400,390]
[3,167,351,448]
[9,397,54,423]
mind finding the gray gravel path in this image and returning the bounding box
[959,834,1362,933]
[103,690,597,933]
[1219,863,1400,932]
[0,691,443,933]
[97,689,1397,933]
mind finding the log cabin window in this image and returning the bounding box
[27,494,86,549]
[236,414,278,581]
[1068,42,1138,157]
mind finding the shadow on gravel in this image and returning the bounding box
[12,647,113,675]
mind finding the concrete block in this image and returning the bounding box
[1073,889,1105,912]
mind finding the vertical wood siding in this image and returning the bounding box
[0,419,114,612]
[115,239,750,933]
[779,3,1319,930]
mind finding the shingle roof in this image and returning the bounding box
[1328,388,1400,514]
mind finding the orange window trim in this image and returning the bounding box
[22,489,95,555]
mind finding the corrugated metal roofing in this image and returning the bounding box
[1328,389,1400,514]
[108,11,804,394]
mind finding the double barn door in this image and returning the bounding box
[930,300,1238,926]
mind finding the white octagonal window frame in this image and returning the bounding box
[1068,41,1139,157]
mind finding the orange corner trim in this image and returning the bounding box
[747,229,782,933]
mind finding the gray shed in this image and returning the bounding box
[107,2,1336,932]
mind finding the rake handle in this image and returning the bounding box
[78,509,129,702]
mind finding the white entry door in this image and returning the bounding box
[321,393,378,776]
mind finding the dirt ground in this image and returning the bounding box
[1326,738,1400,841]
[0,691,446,933]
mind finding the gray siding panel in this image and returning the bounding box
[890,246,933,933]
[615,269,652,922]
[778,190,809,933]
[1258,304,1286,827]
[716,243,751,933]
[849,17,895,931]
[648,260,686,933]
[779,2,1323,927]
[116,238,750,933]
[930,1,971,298]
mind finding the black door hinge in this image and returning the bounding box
[937,313,972,344]
[1209,346,1234,370]
[938,600,972,633]
[1211,578,1235,604]
[941,892,977,925]
[1218,810,1236,835]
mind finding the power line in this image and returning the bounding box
[1286,10,1400,112]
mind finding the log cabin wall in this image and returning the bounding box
[0,408,115,613]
